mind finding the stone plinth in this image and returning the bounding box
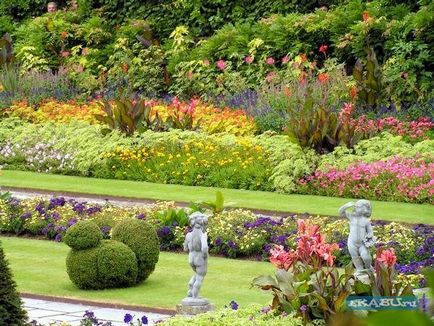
[176,297,214,316]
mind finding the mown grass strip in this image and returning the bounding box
[1,170,433,224]
[1,236,272,309]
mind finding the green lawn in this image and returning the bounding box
[1,236,273,309]
[1,170,433,224]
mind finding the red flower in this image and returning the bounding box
[349,86,357,100]
[319,44,328,54]
[270,245,296,270]
[362,11,370,22]
[376,248,397,268]
[122,63,129,73]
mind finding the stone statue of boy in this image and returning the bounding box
[183,212,209,301]
[339,200,376,276]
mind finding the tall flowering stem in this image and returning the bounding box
[253,220,352,323]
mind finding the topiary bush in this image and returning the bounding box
[66,246,101,289]
[63,220,102,250]
[95,240,138,288]
[0,239,28,325]
[112,218,160,282]
[64,220,140,289]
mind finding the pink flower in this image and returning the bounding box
[60,51,70,57]
[319,44,328,54]
[281,55,290,64]
[216,59,226,71]
[265,71,277,82]
[244,56,254,64]
[269,245,296,271]
[376,248,397,268]
[265,57,275,65]
[202,59,210,66]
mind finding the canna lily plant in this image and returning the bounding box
[252,219,355,323]
[354,248,414,297]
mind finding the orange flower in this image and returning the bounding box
[349,86,357,100]
[362,11,370,22]
[318,72,329,83]
[60,31,68,39]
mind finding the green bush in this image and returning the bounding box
[112,218,160,282]
[96,240,138,288]
[66,247,101,289]
[63,219,102,250]
[0,239,28,325]
[65,220,139,289]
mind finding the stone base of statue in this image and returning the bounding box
[176,297,214,316]
[354,270,371,285]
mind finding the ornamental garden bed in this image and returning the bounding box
[1,195,432,289]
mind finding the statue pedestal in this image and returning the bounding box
[176,297,214,316]
[354,271,371,285]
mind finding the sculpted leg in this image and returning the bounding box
[348,242,364,272]
[359,245,373,272]
[187,275,196,297]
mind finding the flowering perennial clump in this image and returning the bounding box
[299,156,434,203]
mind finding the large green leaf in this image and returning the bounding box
[251,275,278,290]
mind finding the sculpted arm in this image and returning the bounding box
[339,202,355,219]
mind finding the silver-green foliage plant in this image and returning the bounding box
[0,118,133,175]
[256,132,319,193]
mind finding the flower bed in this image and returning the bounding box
[5,98,257,136]
[298,156,434,204]
[0,117,433,203]
[0,196,430,287]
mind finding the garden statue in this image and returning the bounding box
[177,212,213,315]
[339,200,376,280]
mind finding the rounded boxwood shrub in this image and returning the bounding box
[66,247,101,289]
[97,240,138,288]
[64,220,139,289]
[112,218,160,282]
[64,220,102,250]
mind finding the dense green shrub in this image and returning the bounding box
[63,219,102,250]
[169,0,433,106]
[0,239,28,325]
[66,247,101,289]
[65,220,139,289]
[96,240,138,288]
[112,218,160,282]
